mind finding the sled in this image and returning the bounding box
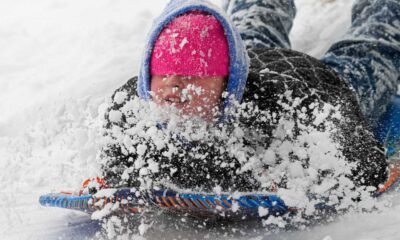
[39,96,400,219]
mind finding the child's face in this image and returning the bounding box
[150,75,226,120]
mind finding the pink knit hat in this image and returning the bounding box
[150,11,229,77]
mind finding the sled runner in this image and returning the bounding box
[39,188,290,219]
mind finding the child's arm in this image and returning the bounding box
[100,77,140,188]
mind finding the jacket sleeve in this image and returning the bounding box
[100,77,141,188]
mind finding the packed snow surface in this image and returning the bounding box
[2,0,400,239]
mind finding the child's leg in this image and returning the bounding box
[321,0,400,125]
[224,0,296,49]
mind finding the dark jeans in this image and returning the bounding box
[224,0,400,126]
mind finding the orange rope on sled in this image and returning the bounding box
[79,177,108,196]
[377,163,400,193]
[82,177,107,188]
[128,207,144,213]
[60,191,73,195]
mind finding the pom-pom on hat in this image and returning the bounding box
[150,11,229,77]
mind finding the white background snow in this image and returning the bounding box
[1,0,400,239]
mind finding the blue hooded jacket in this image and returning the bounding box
[137,0,250,115]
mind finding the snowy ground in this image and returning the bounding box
[2,0,400,239]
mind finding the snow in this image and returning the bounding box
[258,206,269,217]
[1,0,399,239]
[179,37,189,50]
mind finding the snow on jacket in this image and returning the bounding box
[101,1,388,195]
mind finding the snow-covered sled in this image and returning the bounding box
[39,96,400,219]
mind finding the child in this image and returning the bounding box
[100,0,399,209]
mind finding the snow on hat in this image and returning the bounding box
[150,11,229,77]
